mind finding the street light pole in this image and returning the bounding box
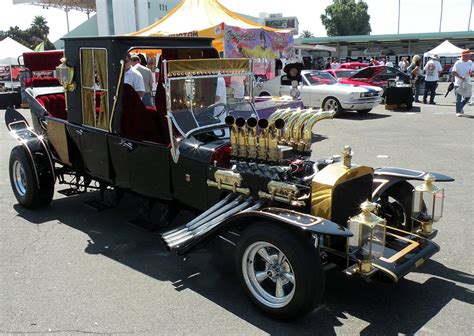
[469,0,473,31]
[439,0,444,32]
[397,0,401,34]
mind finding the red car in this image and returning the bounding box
[339,66,410,87]
[323,68,357,81]
[340,62,369,69]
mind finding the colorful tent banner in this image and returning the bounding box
[224,26,293,59]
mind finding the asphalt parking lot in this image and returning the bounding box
[1,82,473,335]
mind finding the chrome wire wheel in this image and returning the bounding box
[323,98,340,113]
[242,241,296,308]
[12,160,27,196]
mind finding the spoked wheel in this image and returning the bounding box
[322,97,343,116]
[242,242,296,309]
[377,182,414,230]
[9,146,54,209]
[235,224,324,320]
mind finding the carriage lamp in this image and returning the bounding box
[343,145,353,168]
[55,58,75,92]
[412,173,444,236]
[348,201,387,274]
[290,80,300,99]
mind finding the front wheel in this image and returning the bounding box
[235,224,324,320]
[9,146,54,209]
[377,182,414,230]
[322,97,343,116]
[357,108,372,114]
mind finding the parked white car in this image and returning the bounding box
[256,70,383,115]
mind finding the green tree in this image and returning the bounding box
[0,16,55,50]
[30,15,50,39]
[321,0,371,36]
[299,30,315,39]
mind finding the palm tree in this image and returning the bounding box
[300,30,315,39]
[31,16,49,39]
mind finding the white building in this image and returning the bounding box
[96,0,181,35]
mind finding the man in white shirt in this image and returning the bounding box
[452,49,472,116]
[131,54,154,107]
[423,54,443,104]
[123,54,145,99]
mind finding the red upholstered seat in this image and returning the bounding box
[36,93,67,120]
[27,77,61,88]
[121,84,169,144]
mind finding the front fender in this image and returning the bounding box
[374,167,454,182]
[5,107,55,188]
[373,167,454,200]
[176,206,352,255]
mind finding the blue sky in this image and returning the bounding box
[2,0,473,42]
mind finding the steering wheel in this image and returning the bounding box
[208,102,229,118]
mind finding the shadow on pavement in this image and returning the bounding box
[336,112,390,121]
[12,194,474,335]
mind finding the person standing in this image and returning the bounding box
[423,54,443,104]
[124,54,145,98]
[131,54,154,107]
[385,57,393,67]
[451,49,472,116]
[407,55,423,103]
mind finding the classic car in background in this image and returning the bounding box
[256,69,383,115]
[324,68,358,81]
[5,36,454,320]
[340,62,369,69]
[340,65,410,88]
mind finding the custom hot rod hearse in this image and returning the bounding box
[5,36,454,320]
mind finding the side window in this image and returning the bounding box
[80,48,109,130]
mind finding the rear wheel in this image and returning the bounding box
[9,146,54,209]
[322,97,343,116]
[235,224,324,320]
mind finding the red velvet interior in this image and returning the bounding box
[23,51,64,72]
[121,84,169,144]
[25,77,60,88]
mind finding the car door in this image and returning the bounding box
[67,124,112,183]
[299,76,313,107]
[107,133,171,200]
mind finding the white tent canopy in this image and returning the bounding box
[0,37,33,64]
[423,40,463,58]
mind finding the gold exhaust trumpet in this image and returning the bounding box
[235,117,248,158]
[291,108,314,148]
[225,115,238,157]
[298,110,336,152]
[257,118,269,161]
[246,117,258,159]
[268,118,285,162]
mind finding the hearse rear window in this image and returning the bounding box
[80,48,109,130]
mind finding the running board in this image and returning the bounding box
[161,194,261,253]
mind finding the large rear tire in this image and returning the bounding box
[9,146,54,209]
[235,224,324,320]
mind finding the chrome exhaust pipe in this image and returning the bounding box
[164,195,246,244]
[161,194,236,239]
[167,198,254,250]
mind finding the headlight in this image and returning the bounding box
[348,201,387,274]
[350,92,360,100]
[412,173,444,236]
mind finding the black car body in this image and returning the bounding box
[5,36,454,320]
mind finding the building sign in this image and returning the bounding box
[264,17,298,35]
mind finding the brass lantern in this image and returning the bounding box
[348,201,387,274]
[412,173,444,236]
[55,58,75,91]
